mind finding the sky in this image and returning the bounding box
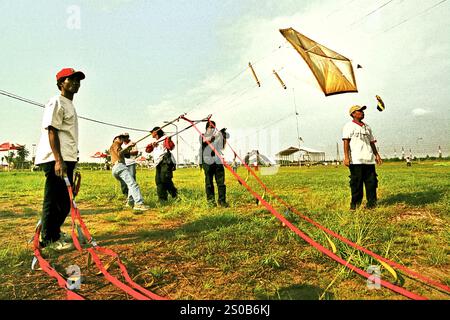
[0,0,449,163]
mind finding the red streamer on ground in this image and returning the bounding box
[66,180,167,300]
[31,178,167,300]
[32,225,85,300]
[224,135,450,295]
[182,115,427,300]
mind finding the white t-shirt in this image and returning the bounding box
[35,95,79,164]
[199,128,224,165]
[342,120,376,165]
[151,136,174,166]
[122,141,138,166]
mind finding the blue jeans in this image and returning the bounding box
[119,163,136,199]
[112,163,144,204]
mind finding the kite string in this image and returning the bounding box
[0,89,150,133]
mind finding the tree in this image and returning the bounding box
[6,151,15,164]
[16,146,30,163]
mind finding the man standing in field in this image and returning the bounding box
[110,134,149,211]
[145,127,178,204]
[119,133,139,206]
[199,120,228,207]
[34,68,85,250]
[342,105,382,210]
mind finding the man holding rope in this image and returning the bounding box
[34,68,85,250]
[110,134,149,211]
[119,133,139,207]
[199,120,229,207]
[146,127,178,204]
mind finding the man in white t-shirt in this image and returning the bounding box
[199,120,228,207]
[342,105,382,210]
[145,127,177,204]
[34,68,85,250]
[119,133,139,206]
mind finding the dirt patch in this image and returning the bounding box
[391,207,444,226]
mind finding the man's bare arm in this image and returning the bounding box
[343,139,351,167]
[370,142,383,165]
[48,126,66,177]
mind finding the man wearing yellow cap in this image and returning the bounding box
[342,105,382,210]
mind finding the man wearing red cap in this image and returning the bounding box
[34,68,85,250]
[342,105,382,210]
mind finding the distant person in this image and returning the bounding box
[254,150,260,171]
[342,105,382,210]
[119,133,139,206]
[145,127,178,204]
[231,158,238,173]
[244,152,250,167]
[34,68,85,250]
[110,134,149,211]
[406,157,412,167]
[199,120,228,207]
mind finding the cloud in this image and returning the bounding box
[146,0,449,160]
[411,108,431,116]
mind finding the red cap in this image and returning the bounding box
[56,68,85,81]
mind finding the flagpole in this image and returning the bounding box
[293,88,301,167]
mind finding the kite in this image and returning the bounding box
[280,27,358,96]
[376,95,385,112]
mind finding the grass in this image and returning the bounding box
[0,161,449,300]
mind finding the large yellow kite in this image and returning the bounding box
[280,27,358,96]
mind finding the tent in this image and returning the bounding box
[0,142,24,170]
[0,142,24,151]
[276,146,325,165]
[135,156,149,165]
[91,151,107,158]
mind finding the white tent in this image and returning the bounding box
[276,146,325,164]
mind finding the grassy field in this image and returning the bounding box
[0,162,449,300]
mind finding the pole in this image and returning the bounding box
[134,113,185,145]
[416,137,423,163]
[32,144,36,164]
[293,88,301,167]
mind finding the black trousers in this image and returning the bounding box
[155,162,177,201]
[349,164,378,207]
[203,163,226,204]
[40,161,76,244]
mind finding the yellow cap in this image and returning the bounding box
[349,105,366,116]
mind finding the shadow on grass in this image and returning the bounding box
[75,207,130,216]
[257,284,333,300]
[180,214,242,234]
[379,190,444,206]
[95,213,242,246]
[0,209,37,220]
